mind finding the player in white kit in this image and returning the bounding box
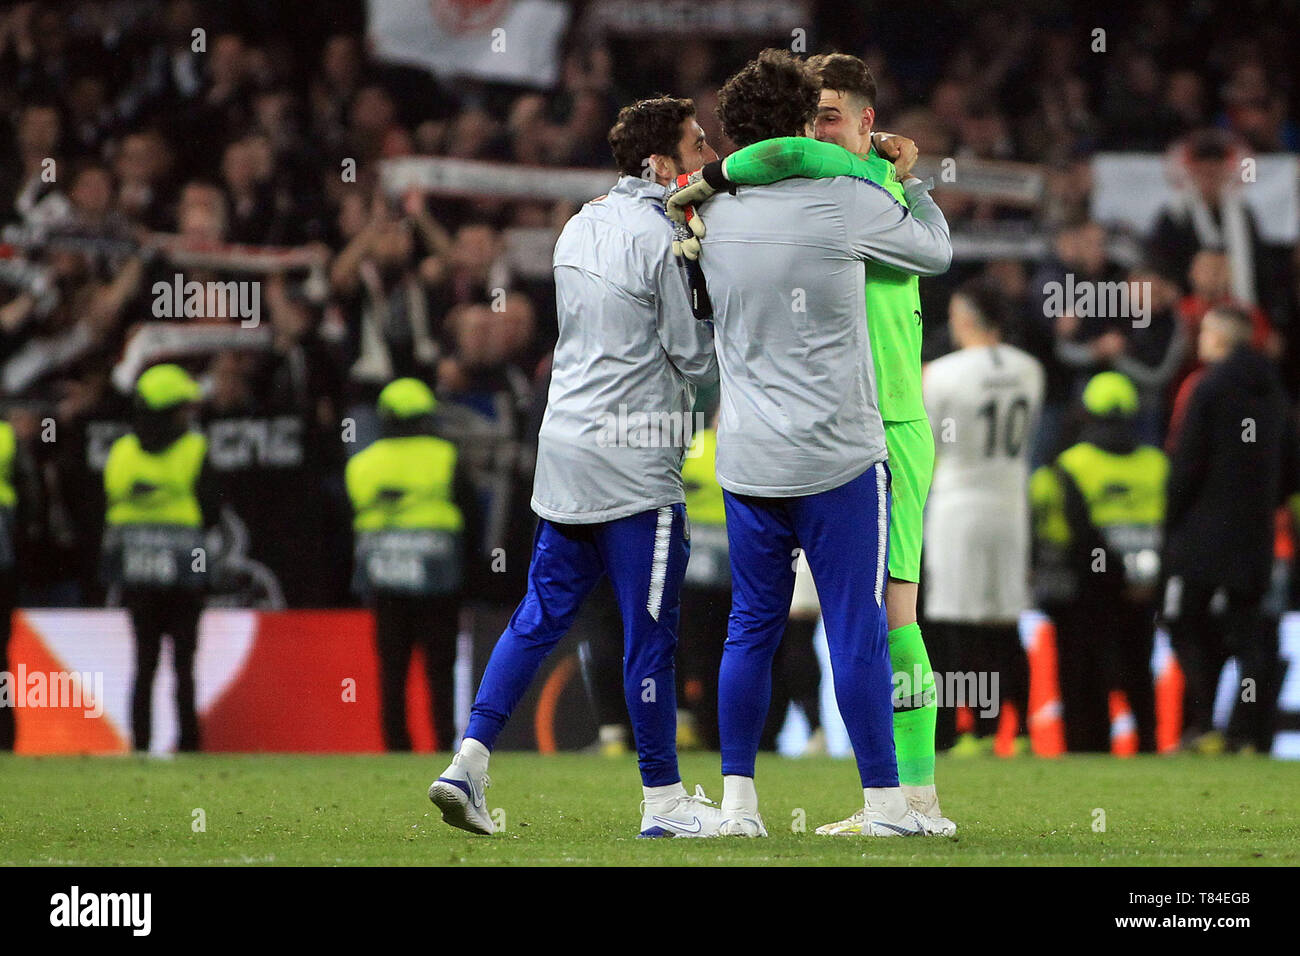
[922,280,1044,754]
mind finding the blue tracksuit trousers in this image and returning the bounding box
[719,463,899,788]
[465,504,688,787]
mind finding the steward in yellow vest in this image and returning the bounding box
[675,425,729,750]
[681,427,728,590]
[1031,373,1168,606]
[1029,371,1167,753]
[0,420,17,573]
[103,364,219,752]
[346,378,467,597]
[345,378,476,752]
[0,418,18,751]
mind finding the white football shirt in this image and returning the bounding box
[923,343,1044,622]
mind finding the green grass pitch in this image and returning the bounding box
[2,752,1297,866]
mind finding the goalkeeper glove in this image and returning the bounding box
[671,217,701,261]
[665,162,731,259]
[665,160,732,224]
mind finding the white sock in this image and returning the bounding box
[456,737,490,776]
[864,786,908,819]
[722,775,758,813]
[902,783,937,811]
[643,781,687,810]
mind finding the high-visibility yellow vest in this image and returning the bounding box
[104,431,206,527]
[682,428,725,527]
[345,436,463,532]
[681,427,730,590]
[1057,442,1168,530]
[1029,464,1071,547]
[0,421,16,571]
[346,435,465,596]
[0,421,16,509]
[1031,441,1167,593]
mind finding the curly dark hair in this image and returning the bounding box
[607,95,696,177]
[806,52,877,109]
[716,49,821,149]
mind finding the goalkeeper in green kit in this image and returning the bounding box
[667,52,955,836]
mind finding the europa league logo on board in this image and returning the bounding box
[431,0,512,34]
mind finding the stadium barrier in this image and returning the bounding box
[5,608,1298,757]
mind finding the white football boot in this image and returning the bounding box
[903,783,957,837]
[428,753,494,835]
[638,784,725,838]
[716,774,767,836]
[717,813,768,837]
[859,787,927,837]
[815,786,957,837]
[814,807,865,836]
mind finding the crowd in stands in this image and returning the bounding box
[0,0,1295,609]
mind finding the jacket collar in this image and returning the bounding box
[611,175,667,202]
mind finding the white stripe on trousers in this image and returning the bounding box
[646,506,673,621]
[874,465,888,607]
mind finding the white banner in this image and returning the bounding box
[917,157,1046,207]
[111,322,274,394]
[382,155,615,202]
[367,0,571,88]
[1091,153,1299,243]
[585,0,813,35]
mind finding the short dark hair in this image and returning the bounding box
[608,96,695,177]
[716,49,820,149]
[953,279,1008,335]
[806,52,877,109]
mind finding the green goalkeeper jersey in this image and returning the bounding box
[722,137,926,423]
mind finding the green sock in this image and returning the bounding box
[889,622,936,787]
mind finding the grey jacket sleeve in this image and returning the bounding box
[844,177,953,276]
[1113,320,1189,388]
[654,244,717,386]
[1056,337,1097,369]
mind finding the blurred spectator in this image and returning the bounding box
[1147,129,1293,330]
[344,377,477,751]
[330,194,446,455]
[1166,249,1278,439]
[1164,71,1206,134]
[1163,305,1290,754]
[1218,63,1299,152]
[1030,372,1167,753]
[1109,268,1188,445]
[1029,221,1128,463]
[425,220,511,340]
[1100,51,1183,151]
[3,101,67,225]
[111,128,175,230]
[220,134,281,244]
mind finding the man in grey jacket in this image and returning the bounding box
[689,50,953,837]
[431,97,723,838]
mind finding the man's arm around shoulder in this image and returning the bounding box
[841,175,952,276]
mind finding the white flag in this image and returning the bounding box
[367,0,571,88]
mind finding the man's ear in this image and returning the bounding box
[859,105,876,137]
[647,153,677,184]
